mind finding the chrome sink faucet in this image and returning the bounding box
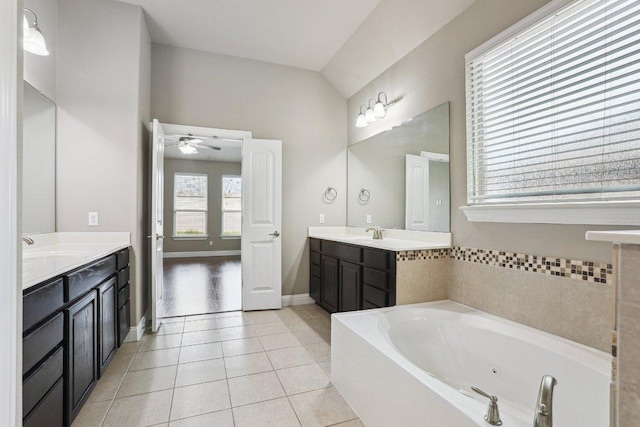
[366,227,384,240]
[22,236,34,245]
[533,375,557,427]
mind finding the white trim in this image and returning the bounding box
[281,294,315,307]
[163,250,241,259]
[124,311,148,342]
[160,123,252,141]
[461,201,640,225]
[465,0,574,61]
[1,0,20,424]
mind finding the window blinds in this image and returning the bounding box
[466,0,640,204]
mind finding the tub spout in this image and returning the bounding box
[471,386,502,426]
[533,375,557,427]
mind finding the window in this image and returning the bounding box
[465,0,640,209]
[222,176,242,237]
[173,173,207,237]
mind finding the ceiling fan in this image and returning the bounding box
[165,134,222,155]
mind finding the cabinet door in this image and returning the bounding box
[98,277,117,378]
[320,256,339,313]
[309,251,321,303]
[339,261,361,312]
[66,290,97,424]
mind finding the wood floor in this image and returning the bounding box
[162,256,241,317]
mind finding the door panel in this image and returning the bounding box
[242,139,282,311]
[150,119,165,332]
[339,261,361,312]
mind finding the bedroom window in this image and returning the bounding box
[464,0,640,224]
[222,176,242,237]
[173,173,208,237]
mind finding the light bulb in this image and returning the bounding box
[356,113,368,128]
[179,145,198,155]
[374,100,386,118]
[365,107,376,123]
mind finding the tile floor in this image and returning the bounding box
[72,304,364,427]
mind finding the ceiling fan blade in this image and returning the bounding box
[197,145,221,151]
[164,143,179,147]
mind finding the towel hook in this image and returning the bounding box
[324,187,338,201]
[359,188,371,203]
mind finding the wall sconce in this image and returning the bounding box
[355,91,394,128]
[23,8,49,56]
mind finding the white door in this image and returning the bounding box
[241,139,282,311]
[150,119,165,332]
[405,154,430,231]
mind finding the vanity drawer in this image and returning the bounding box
[23,278,64,332]
[67,255,116,301]
[116,248,130,270]
[364,249,391,270]
[117,266,130,289]
[118,283,130,309]
[23,312,64,375]
[363,267,389,291]
[23,377,64,427]
[309,238,321,252]
[310,251,321,266]
[23,346,63,417]
[323,241,362,263]
[362,285,388,307]
[310,264,321,278]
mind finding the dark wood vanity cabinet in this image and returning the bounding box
[22,247,131,427]
[309,238,396,313]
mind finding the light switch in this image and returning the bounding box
[319,214,325,224]
[366,214,372,224]
[88,212,99,226]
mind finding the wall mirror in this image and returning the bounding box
[23,81,56,234]
[348,102,450,232]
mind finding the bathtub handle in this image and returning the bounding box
[471,386,502,426]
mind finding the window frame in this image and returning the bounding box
[461,0,640,225]
[172,172,209,239]
[221,175,242,238]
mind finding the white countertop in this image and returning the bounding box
[308,226,451,251]
[585,230,640,245]
[23,232,131,291]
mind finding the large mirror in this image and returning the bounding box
[23,82,56,234]
[348,102,450,232]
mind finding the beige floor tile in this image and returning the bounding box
[317,360,331,377]
[305,342,331,362]
[252,321,290,336]
[105,351,136,374]
[217,315,251,328]
[291,326,328,345]
[182,319,218,333]
[156,322,185,335]
[87,372,124,403]
[222,337,264,357]
[118,340,142,354]
[289,387,356,427]
[175,358,227,387]
[169,409,234,427]
[248,310,282,324]
[185,313,217,321]
[140,333,183,352]
[277,363,331,395]
[233,397,301,427]
[170,380,231,421]
[219,325,257,341]
[72,400,111,427]
[116,365,177,398]
[224,352,273,378]
[330,419,365,426]
[129,347,180,371]
[227,371,286,407]
[181,329,221,346]
[267,346,315,370]
[103,389,173,427]
[216,310,245,318]
[259,332,302,351]
[161,316,186,324]
[179,342,223,364]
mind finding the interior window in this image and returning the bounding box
[222,176,242,237]
[173,173,208,237]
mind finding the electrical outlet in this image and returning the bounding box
[209,241,213,247]
[366,214,372,224]
[88,212,99,226]
[436,199,443,206]
[319,214,325,224]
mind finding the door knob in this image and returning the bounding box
[269,231,280,237]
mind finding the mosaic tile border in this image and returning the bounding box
[396,247,613,285]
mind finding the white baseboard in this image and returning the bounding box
[124,310,148,342]
[164,250,241,259]
[281,294,315,307]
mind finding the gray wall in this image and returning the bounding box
[163,159,241,253]
[348,0,639,264]
[56,0,151,325]
[151,44,347,296]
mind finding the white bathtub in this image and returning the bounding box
[331,300,611,427]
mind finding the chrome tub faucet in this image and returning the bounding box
[533,375,557,427]
[22,236,34,245]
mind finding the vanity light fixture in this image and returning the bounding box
[365,99,377,123]
[374,92,388,118]
[356,105,368,128]
[23,9,49,56]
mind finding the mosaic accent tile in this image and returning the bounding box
[397,247,613,285]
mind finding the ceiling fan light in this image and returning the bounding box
[356,113,368,128]
[179,145,198,155]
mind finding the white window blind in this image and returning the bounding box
[466,0,640,205]
[174,173,208,237]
